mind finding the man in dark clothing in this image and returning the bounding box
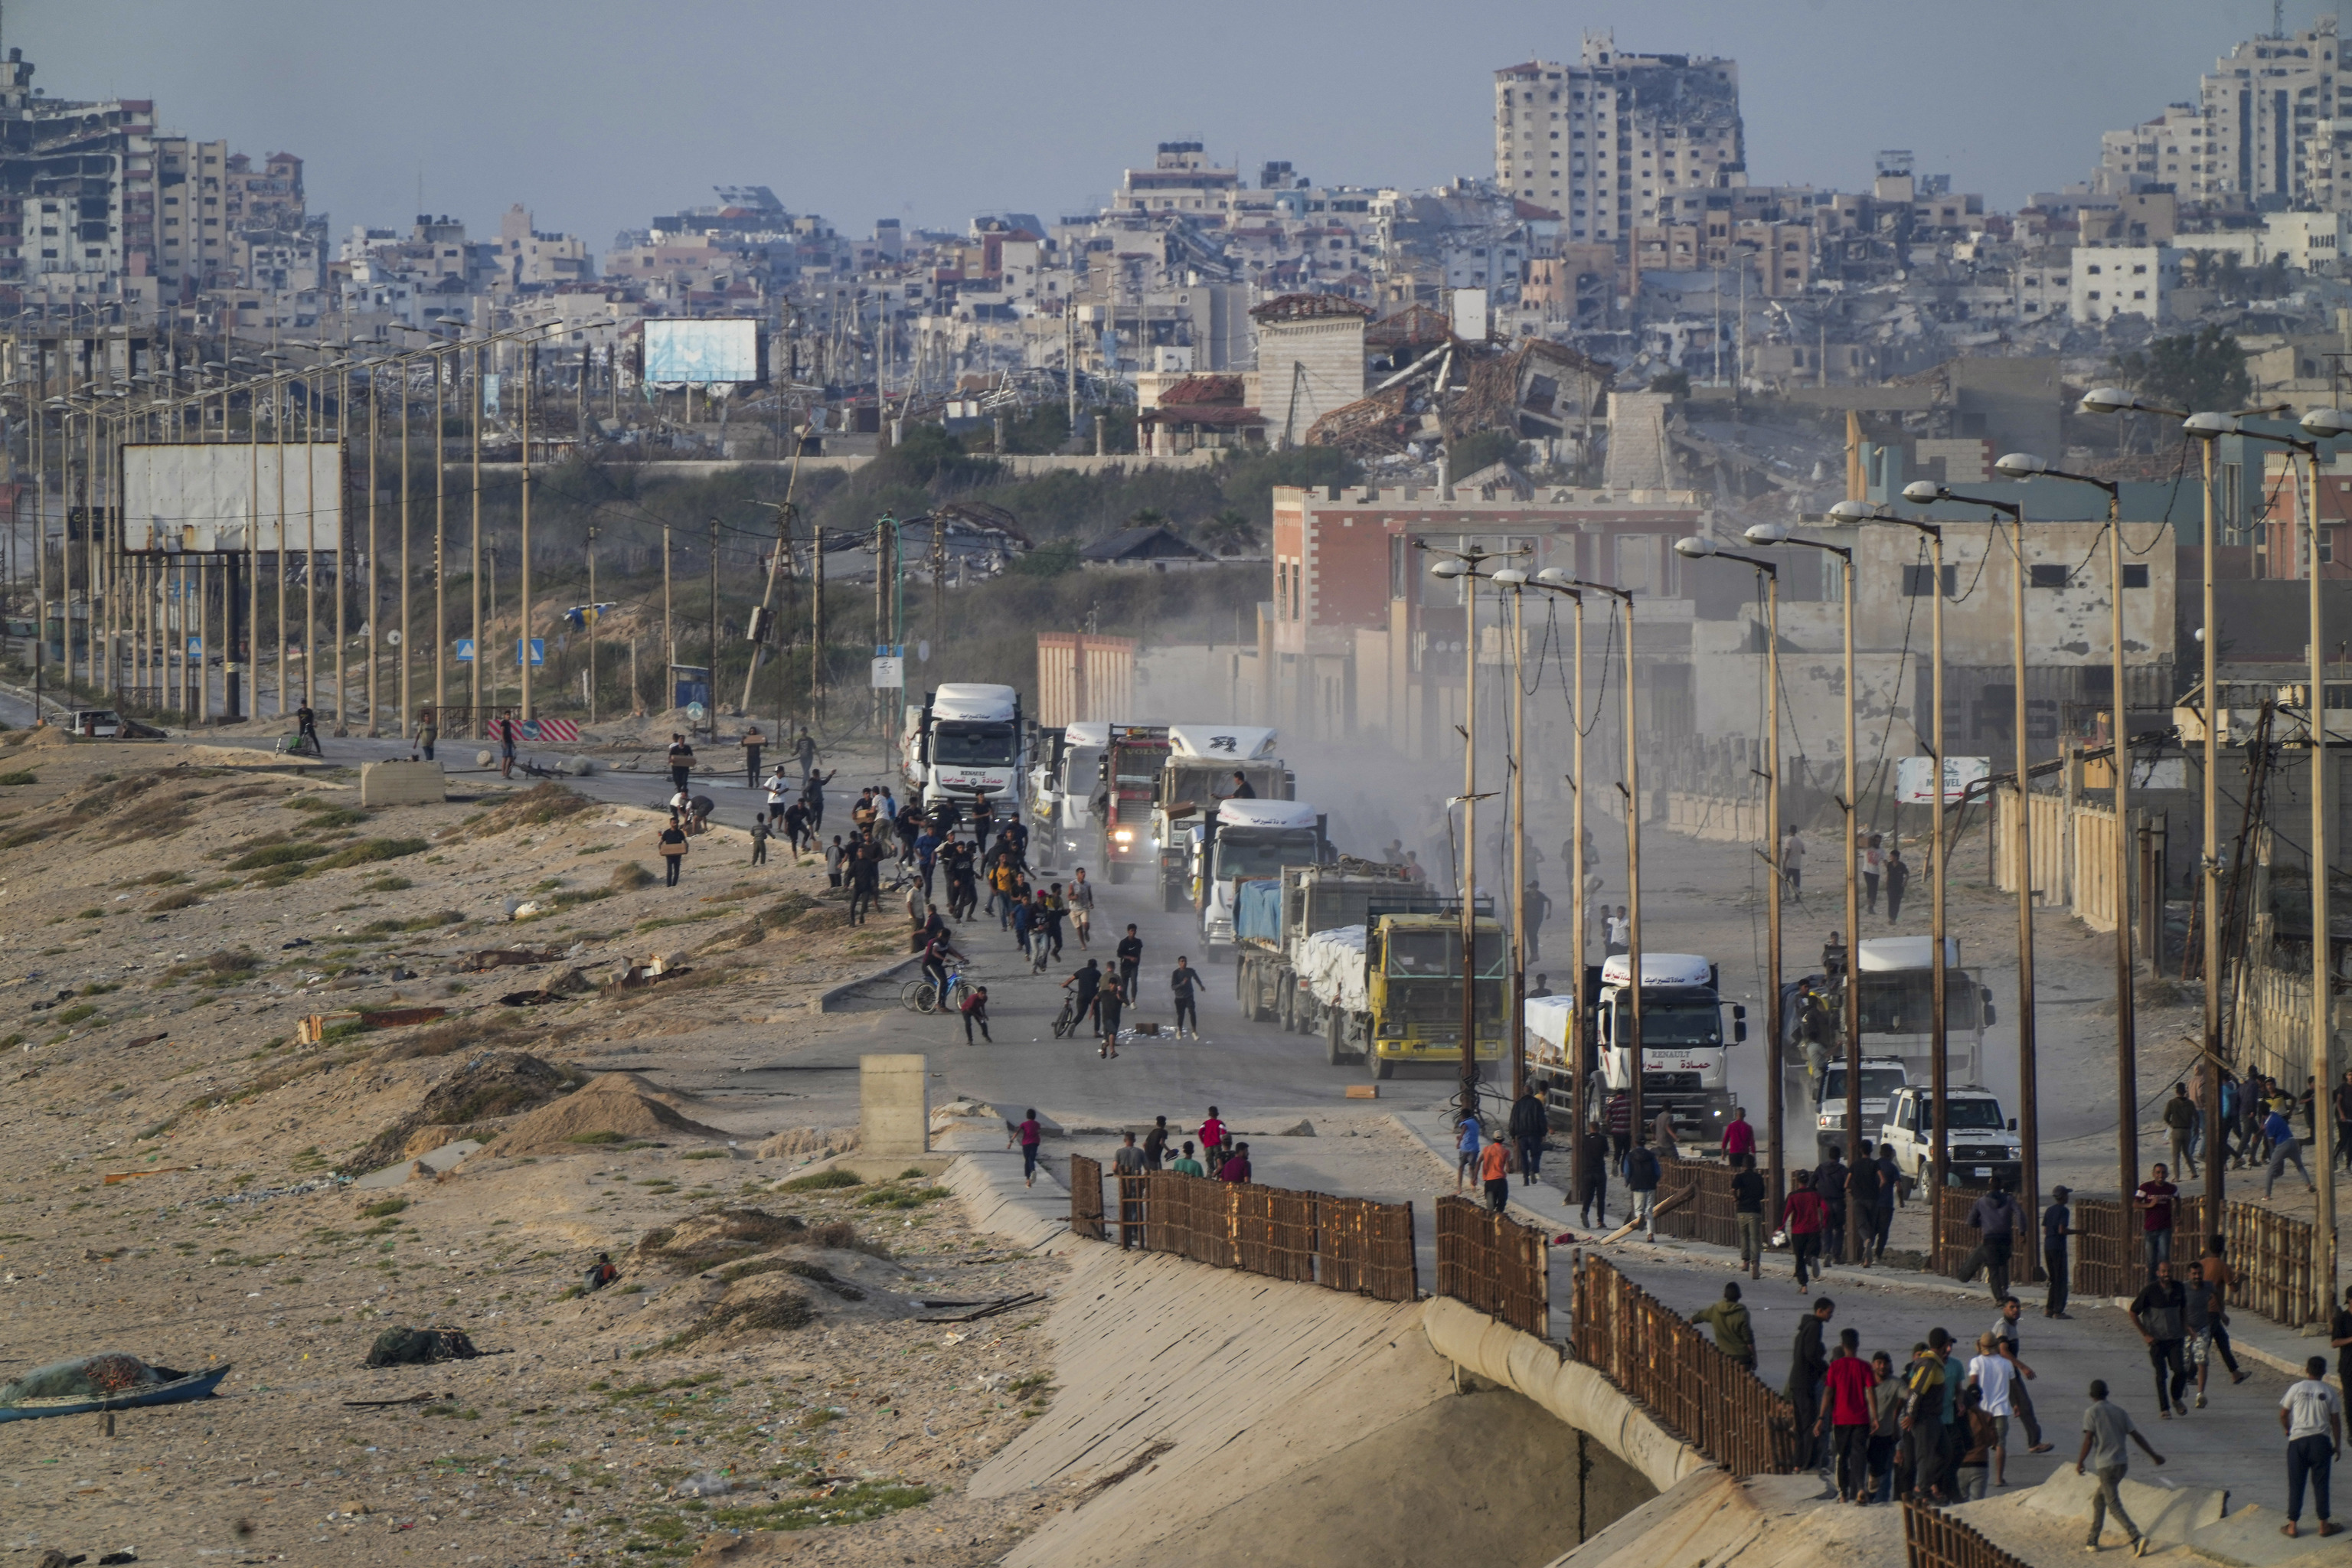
[1788,1298,1836,1474]
[1576,1133,1609,1228]
[296,703,321,756]
[1142,1116,1170,1171]
[1224,770,1256,800]
[2335,1070,2352,1174]
[803,767,835,831]
[1967,1178,2024,1301]
[1169,958,1201,1039]
[1873,1142,1901,1256]
[1116,925,1145,1000]
[1524,881,1551,964]
[1884,848,1910,922]
[1064,960,1102,1036]
[1732,1154,1766,1279]
[1508,1086,1549,1186]
[741,727,765,790]
[1815,1146,1850,1261]
[2132,1259,2192,1419]
[1849,1149,1882,1267]
[667,733,694,794]
[846,848,880,926]
[2043,1184,2078,1318]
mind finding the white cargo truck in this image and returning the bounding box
[902,683,1026,814]
[1196,798,1326,952]
[1028,719,1108,868]
[1527,952,1746,1149]
[1149,725,1291,910]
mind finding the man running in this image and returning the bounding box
[1063,959,1102,1037]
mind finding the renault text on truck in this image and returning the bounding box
[1525,952,1746,1149]
[902,683,1026,813]
[1028,719,1108,868]
[1093,724,1170,883]
[1197,799,1327,946]
[1148,725,1292,910]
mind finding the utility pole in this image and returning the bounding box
[397,361,410,728]
[519,344,534,722]
[812,516,826,723]
[470,336,482,730]
[433,348,445,717]
[707,516,719,736]
[662,521,672,712]
[586,524,598,724]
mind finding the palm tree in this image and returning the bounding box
[1197,508,1259,556]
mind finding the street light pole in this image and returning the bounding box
[1492,569,1533,1099]
[1676,537,1784,1218]
[1747,519,1859,1259]
[1909,482,2034,1224]
[1835,501,1949,1258]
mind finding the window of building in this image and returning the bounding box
[2029,564,2070,589]
[2122,563,2151,587]
[1902,564,1960,596]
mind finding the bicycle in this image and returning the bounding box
[900,968,966,1014]
[1052,993,1080,1038]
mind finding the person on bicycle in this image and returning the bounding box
[295,703,321,756]
[1067,867,1095,948]
[1065,959,1102,1037]
[959,985,991,1046]
[921,931,964,1005]
[915,901,949,953]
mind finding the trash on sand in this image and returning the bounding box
[669,1471,732,1498]
[362,1327,481,1368]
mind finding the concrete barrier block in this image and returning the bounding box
[360,760,446,807]
[859,1053,929,1155]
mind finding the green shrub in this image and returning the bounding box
[318,837,428,869]
[227,841,333,871]
[779,1168,862,1192]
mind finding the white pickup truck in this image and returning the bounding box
[1880,1083,2023,1191]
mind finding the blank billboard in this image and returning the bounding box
[643,318,761,384]
[122,443,343,554]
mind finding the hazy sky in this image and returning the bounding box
[15,0,2330,252]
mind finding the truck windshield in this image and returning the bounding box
[1387,930,1507,978]
[1857,972,1983,1033]
[1610,1000,1721,1047]
[1060,746,1102,792]
[1916,1097,2006,1130]
[1214,830,1321,879]
[1160,766,1230,809]
[1822,1067,1907,1100]
[934,721,1016,767]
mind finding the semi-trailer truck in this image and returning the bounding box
[1148,725,1291,910]
[1195,799,1327,948]
[902,683,1026,814]
[1092,724,1169,883]
[1028,719,1108,868]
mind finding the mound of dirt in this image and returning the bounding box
[463,782,592,840]
[345,1051,586,1174]
[635,1207,806,1272]
[756,1125,860,1161]
[488,1070,734,1155]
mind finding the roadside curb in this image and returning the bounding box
[809,950,924,1014]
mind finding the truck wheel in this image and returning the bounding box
[1370,1051,1393,1081]
[1107,862,1130,885]
[1279,985,1296,1033]
[1162,880,1184,913]
[1325,1010,1345,1067]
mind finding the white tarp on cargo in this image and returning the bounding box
[122,442,342,554]
[1524,993,1576,1054]
[1297,926,1367,1012]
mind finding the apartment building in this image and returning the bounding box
[1114,142,1240,217]
[2071,244,2177,322]
[1493,31,1743,247]
[2096,18,2352,210]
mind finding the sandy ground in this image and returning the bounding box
[0,728,1063,1567]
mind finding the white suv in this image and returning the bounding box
[1880,1085,2022,1190]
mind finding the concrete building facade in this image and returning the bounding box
[1494,31,1743,247]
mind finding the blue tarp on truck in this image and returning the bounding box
[1233,877,1282,944]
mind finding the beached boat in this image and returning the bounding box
[0,1354,229,1422]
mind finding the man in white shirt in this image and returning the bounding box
[2281,1355,2345,1539]
[1965,1331,2016,1487]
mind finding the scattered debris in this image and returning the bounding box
[100,1166,190,1185]
[362,1326,480,1368]
[459,948,561,973]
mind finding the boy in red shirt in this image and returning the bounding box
[1821,1327,1879,1503]
[1199,1106,1227,1168]
[1783,1168,1829,1290]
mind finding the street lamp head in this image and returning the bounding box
[1743,521,1791,545]
[1826,500,1877,523]
[2301,406,2352,439]
[1993,452,2049,479]
[1900,480,1945,504]
[2183,411,2240,437]
[1533,567,1576,590]
[1672,535,1718,559]
[1489,567,1529,586]
[1429,559,1466,580]
[2079,386,2138,416]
